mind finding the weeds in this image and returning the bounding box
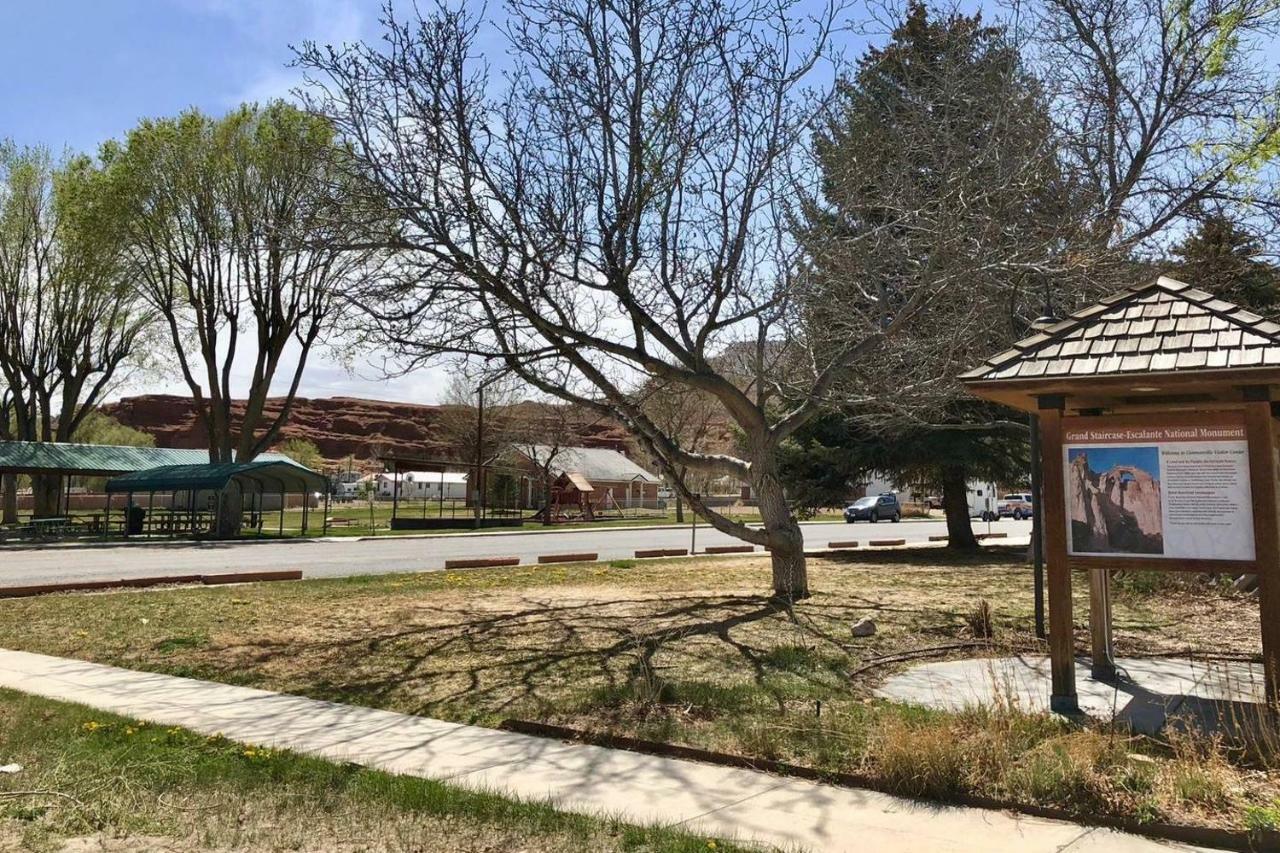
[965,599,995,639]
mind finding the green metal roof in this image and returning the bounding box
[105,461,327,494]
[0,441,298,477]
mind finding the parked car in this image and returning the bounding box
[995,493,1034,520]
[844,493,902,523]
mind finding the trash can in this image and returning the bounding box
[126,504,146,536]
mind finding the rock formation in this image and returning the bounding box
[101,394,643,468]
[1068,452,1163,554]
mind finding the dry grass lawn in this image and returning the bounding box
[0,546,1275,834]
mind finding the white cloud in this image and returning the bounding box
[181,0,369,106]
[112,334,453,407]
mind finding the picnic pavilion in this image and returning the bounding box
[0,441,324,539]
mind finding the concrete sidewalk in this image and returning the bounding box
[0,649,1215,853]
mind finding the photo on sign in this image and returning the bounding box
[1066,446,1163,555]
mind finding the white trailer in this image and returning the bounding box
[967,481,998,519]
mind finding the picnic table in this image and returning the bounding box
[82,514,126,536]
[29,517,72,537]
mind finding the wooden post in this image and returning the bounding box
[1089,569,1115,680]
[1244,395,1280,706]
[1038,397,1077,712]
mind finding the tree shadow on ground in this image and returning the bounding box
[189,590,869,721]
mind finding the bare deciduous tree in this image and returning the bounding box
[297,0,963,599]
[437,370,524,466]
[636,382,725,522]
[1014,0,1280,253]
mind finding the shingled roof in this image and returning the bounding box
[961,276,1280,383]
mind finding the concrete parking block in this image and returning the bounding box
[537,552,598,564]
[443,557,520,568]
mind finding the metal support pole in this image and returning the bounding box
[322,488,330,536]
[148,491,155,539]
[1029,412,1046,639]
[104,492,111,541]
[278,489,285,537]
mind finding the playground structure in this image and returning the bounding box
[530,471,655,523]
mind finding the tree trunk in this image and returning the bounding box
[214,483,244,538]
[1,474,16,524]
[675,494,684,524]
[31,474,62,518]
[942,465,979,551]
[752,464,808,600]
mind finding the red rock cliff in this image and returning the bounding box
[101,394,638,466]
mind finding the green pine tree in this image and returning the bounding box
[1170,213,1280,315]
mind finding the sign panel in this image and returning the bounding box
[1062,415,1254,561]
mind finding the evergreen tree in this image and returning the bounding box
[1170,213,1279,315]
[793,2,1084,549]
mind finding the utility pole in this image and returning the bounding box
[474,381,486,529]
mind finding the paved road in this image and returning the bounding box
[0,517,1031,586]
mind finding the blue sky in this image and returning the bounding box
[0,1,879,405]
[1,1,452,402]
[1,1,368,154]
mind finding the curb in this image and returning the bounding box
[826,540,859,549]
[499,719,1274,853]
[704,545,755,554]
[0,570,302,599]
[869,538,906,547]
[634,548,688,558]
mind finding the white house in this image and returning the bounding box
[376,471,470,501]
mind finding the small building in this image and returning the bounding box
[514,445,661,510]
[374,470,469,500]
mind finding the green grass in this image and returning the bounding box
[0,689,748,852]
[0,548,1273,832]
